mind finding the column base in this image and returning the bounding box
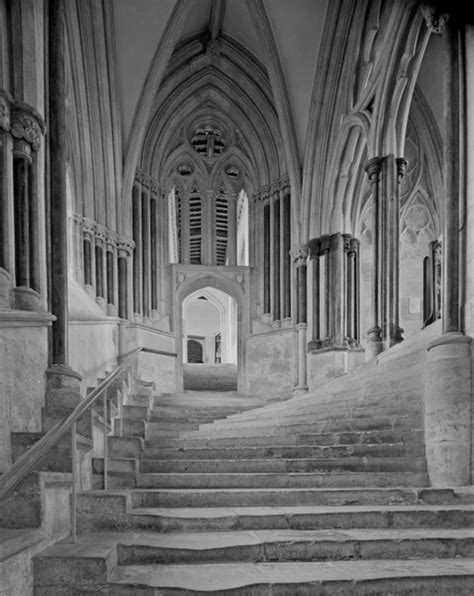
[365,326,383,360]
[45,363,82,410]
[425,332,472,486]
[293,386,308,397]
[12,286,42,311]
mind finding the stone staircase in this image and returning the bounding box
[33,384,474,594]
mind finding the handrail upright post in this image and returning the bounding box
[103,388,108,491]
[70,421,77,543]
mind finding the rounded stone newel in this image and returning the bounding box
[425,332,472,486]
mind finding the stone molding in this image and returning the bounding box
[254,174,291,202]
[421,3,449,34]
[71,212,134,253]
[135,169,161,196]
[0,89,46,151]
[427,331,472,351]
[290,244,309,266]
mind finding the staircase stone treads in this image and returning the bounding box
[32,385,474,593]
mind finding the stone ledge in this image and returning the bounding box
[0,310,55,328]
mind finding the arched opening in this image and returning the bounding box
[181,286,239,390]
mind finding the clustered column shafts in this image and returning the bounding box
[0,130,12,281]
[142,187,151,317]
[308,233,360,351]
[365,155,406,355]
[290,244,309,391]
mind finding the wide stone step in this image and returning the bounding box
[33,528,474,578]
[136,471,428,489]
[146,430,424,449]
[133,487,423,508]
[34,557,474,595]
[142,442,425,460]
[144,429,425,449]
[139,456,426,474]
[178,417,422,440]
[147,421,200,432]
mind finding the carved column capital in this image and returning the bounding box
[290,244,309,266]
[396,157,408,180]
[365,156,382,181]
[421,3,449,34]
[11,107,45,151]
[82,218,96,241]
[0,94,11,132]
[117,236,135,258]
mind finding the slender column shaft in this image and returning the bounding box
[365,158,383,357]
[332,233,345,346]
[28,157,40,292]
[150,196,158,310]
[324,247,330,337]
[0,133,10,271]
[49,0,68,363]
[83,237,92,285]
[95,243,104,298]
[142,190,150,316]
[291,244,309,391]
[346,246,354,339]
[282,193,291,318]
[443,21,461,332]
[118,255,128,318]
[132,185,142,314]
[13,154,30,287]
[272,196,281,320]
[106,249,114,304]
[296,262,307,324]
[312,254,320,340]
[263,203,271,314]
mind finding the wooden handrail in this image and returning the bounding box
[0,348,141,501]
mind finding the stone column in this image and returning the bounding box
[82,219,94,294]
[106,235,117,316]
[132,184,142,315]
[45,0,81,409]
[272,193,281,324]
[291,244,309,393]
[150,194,158,313]
[0,110,13,307]
[142,188,151,317]
[282,191,291,319]
[263,202,271,316]
[365,157,383,358]
[424,15,472,486]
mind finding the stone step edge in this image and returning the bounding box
[103,559,474,592]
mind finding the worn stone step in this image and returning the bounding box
[32,528,474,583]
[93,457,137,475]
[144,429,425,449]
[75,493,474,534]
[147,421,200,432]
[178,417,422,440]
[139,456,426,474]
[133,487,423,508]
[136,471,428,489]
[142,442,425,460]
[34,557,474,595]
[94,529,474,566]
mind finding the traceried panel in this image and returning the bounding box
[215,192,229,265]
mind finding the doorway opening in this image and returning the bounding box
[183,287,237,364]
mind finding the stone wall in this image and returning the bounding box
[246,328,297,394]
[0,315,51,472]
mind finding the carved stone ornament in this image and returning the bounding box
[280,174,290,195]
[365,156,382,181]
[117,236,135,257]
[11,110,43,151]
[290,244,309,266]
[421,3,449,34]
[94,225,107,245]
[205,38,222,57]
[82,218,96,240]
[176,272,186,287]
[396,157,408,180]
[0,95,10,132]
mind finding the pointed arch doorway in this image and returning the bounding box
[173,265,249,392]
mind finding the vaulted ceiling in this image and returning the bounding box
[112,0,328,164]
